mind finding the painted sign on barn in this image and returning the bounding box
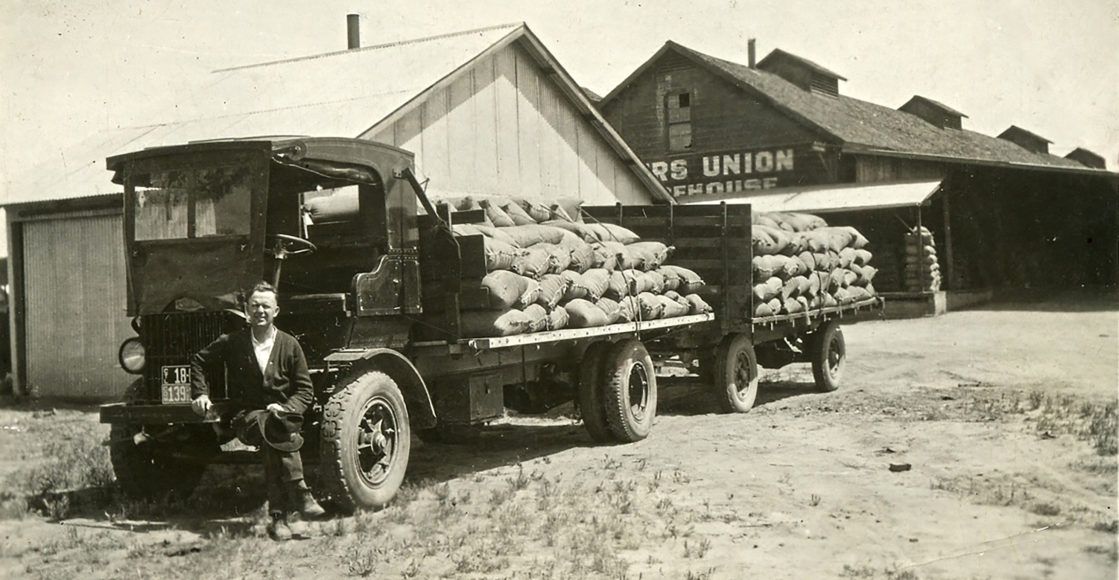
[645,145,832,198]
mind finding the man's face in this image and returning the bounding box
[246,290,280,329]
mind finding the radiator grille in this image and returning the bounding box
[139,311,241,402]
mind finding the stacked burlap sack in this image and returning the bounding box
[751,212,877,317]
[441,197,713,337]
[903,226,941,292]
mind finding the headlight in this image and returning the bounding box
[119,338,146,374]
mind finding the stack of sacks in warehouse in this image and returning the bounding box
[751,212,877,317]
[442,197,713,337]
[903,226,941,292]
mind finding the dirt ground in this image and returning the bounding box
[0,291,1115,579]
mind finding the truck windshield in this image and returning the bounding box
[134,164,253,240]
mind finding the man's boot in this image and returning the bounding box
[289,481,326,520]
[267,511,292,542]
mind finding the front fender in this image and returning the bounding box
[324,348,436,429]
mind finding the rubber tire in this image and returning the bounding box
[711,333,759,413]
[602,339,658,442]
[809,320,846,392]
[576,341,613,443]
[318,371,411,513]
[109,380,211,500]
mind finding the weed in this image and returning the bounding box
[685,567,716,580]
[684,537,712,558]
[1030,502,1061,517]
[809,493,822,507]
[506,464,530,492]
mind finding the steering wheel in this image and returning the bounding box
[268,233,317,258]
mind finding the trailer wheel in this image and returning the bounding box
[109,381,213,499]
[712,333,759,413]
[576,341,614,443]
[602,339,658,442]
[318,371,411,513]
[809,320,846,392]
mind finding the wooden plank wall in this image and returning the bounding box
[366,43,651,205]
[601,52,820,161]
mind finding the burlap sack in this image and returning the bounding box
[542,219,597,243]
[660,295,690,318]
[502,201,537,226]
[853,249,873,266]
[574,268,611,301]
[515,199,553,224]
[644,269,666,294]
[541,243,572,274]
[660,265,705,293]
[658,267,681,292]
[685,293,713,314]
[511,246,555,279]
[605,270,633,300]
[590,241,624,271]
[752,212,781,229]
[480,199,516,227]
[501,224,569,247]
[521,304,549,333]
[565,299,610,328]
[621,269,653,294]
[596,297,623,324]
[560,270,586,301]
[636,292,665,320]
[771,212,828,232]
[615,296,639,322]
[626,242,672,270]
[753,276,783,302]
[478,271,541,310]
[536,274,571,309]
[452,223,520,247]
[752,225,793,256]
[797,251,817,272]
[461,309,532,337]
[547,305,569,330]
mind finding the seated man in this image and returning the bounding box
[190,281,326,541]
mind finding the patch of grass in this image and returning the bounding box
[960,391,1118,456]
[1029,501,1061,517]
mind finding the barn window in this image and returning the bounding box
[666,92,693,152]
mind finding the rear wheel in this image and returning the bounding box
[577,341,614,443]
[711,334,759,413]
[318,371,411,513]
[808,320,846,392]
[602,339,657,442]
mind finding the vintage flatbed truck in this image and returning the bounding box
[99,136,879,512]
[98,137,711,512]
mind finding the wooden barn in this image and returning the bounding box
[600,41,1119,316]
[2,22,669,400]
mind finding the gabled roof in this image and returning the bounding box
[5,23,671,205]
[602,42,1112,176]
[1065,147,1107,169]
[900,95,968,120]
[756,48,847,81]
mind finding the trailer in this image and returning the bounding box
[582,204,882,413]
[98,137,712,512]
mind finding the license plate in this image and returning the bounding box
[161,365,191,405]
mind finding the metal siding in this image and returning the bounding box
[472,55,500,195]
[447,72,477,188]
[494,48,521,195]
[23,214,131,399]
[514,50,543,197]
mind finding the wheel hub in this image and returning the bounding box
[357,398,398,486]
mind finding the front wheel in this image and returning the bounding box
[602,339,657,442]
[808,320,846,392]
[711,333,759,413]
[109,379,214,500]
[318,371,411,513]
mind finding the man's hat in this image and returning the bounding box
[234,409,304,452]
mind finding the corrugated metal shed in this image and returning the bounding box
[6,23,669,205]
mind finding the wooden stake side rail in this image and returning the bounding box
[463,313,715,351]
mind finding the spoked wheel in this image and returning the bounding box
[808,320,846,392]
[602,339,657,442]
[319,371,411,513]
[711,333,759,413]
[577,341,613,443]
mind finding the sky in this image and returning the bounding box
[1,0,1117,253]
